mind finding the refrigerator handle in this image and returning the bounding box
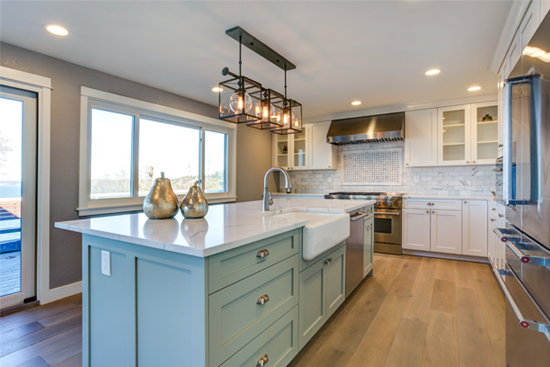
[506,241,550,268]
[502,80,515,208]
[493,267,550,334]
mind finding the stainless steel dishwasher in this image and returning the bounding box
[346,210,367,297]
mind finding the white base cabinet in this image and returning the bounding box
[403,198,489,258]
[402,209,431,251]
[488,202,507,269]
[431,210,463,254]
[462,200,488,256]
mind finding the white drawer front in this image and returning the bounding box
[403,199,462,211]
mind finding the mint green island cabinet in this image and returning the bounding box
[56,198,375,367]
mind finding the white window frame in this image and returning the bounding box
[78,87,237,216]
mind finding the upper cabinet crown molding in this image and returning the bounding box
[489,0,533,73]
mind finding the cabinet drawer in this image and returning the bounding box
[220,306,299,367]
[208,229,300,293]
[209,255,299,367]
[403,198,462,211]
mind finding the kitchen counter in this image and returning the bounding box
[55,198,373,257]
[273,192,497,201]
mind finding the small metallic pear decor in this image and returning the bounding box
[143,172,179,219]
[180,180,209,219]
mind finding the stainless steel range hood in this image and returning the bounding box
[326,112,405,145]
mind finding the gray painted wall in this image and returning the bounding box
[0,42,272,289]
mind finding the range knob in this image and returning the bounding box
[386,201,393,207]
[376,202,380,206]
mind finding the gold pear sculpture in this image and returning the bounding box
[143,172,179,219]
[180,180,209,219]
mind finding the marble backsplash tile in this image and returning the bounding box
[280,141,497,196]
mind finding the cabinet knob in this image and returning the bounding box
[427,203,435,206]
[406,163,409,166]
[499,144,503,148]
[464,201,468,204]
[432,211,436,214]
[467,161,470,164]
[491,218,496,222]
[256,249,270,258]
[498,214,504,218]
[492,208,496,211]
[473,161,476,164]
[256,354,269,367]
[256,294,270,305]
[426,210,430,213]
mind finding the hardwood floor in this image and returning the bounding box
[0,254,505,367]
[289,254,506,367]
[0,294,82,367]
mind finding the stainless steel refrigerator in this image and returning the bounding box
[495,11,550,367]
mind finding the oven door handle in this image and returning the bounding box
[374,211,400,216]
[493,267,550,334]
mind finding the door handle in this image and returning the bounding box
[506,241,550,268]
[493,267,550,334]
[256,354,269,366]
[256,249,270,258]
[256,294,270,305]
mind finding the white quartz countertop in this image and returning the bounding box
[55,198,374,258]
[273,192,496,201]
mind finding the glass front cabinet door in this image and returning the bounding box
[272,125,309,170]
[437,104,471,166]
[470,102,499,165]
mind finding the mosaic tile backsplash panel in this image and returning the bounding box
[280,141,497,196]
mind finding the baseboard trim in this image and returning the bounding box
[40,281,82,305]
[0,300,40,316]
[402,249,489,264]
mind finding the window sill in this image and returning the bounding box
[77,196,237,217]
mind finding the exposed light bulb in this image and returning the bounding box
[229,90,252,113]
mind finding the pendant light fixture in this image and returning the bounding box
[270,67,302,135]
[218,26,302,133]
[219,36,263,124]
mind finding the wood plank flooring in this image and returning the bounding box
[0,254,505,367]
[289,254,506,367]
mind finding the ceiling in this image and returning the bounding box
[0,1,511,120]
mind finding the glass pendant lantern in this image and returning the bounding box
[219,75,262,124]
[270,67,302,135]
[246,88,285,130]
[271,98,302,135]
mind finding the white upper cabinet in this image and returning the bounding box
[404,109,438,167]
[272,122,336,171]
[470,101,499,165]
[519,2,541,53]
[542,1,550,19]
[309,122,337,170]
[438,104,471,166]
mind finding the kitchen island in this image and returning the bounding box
[56,198,374,367]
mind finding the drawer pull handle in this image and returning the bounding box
[491,218,496,222]
[498,214,504,218]
[256,294,270,305]
[324,257,334,266]
[256,249,270,258]
[427,203,434,206]
[256,354,269,366]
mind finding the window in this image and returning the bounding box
[79,87,236,216]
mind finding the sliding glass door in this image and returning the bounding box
[0,86,37,309]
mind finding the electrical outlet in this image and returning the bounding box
[101,250,111,276]
[413,175,420,183]
[328,176,332,184]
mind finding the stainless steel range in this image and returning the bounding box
[325,192,403,255]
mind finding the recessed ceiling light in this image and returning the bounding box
[212,87,223,93]
[467,86,481,92]
[351,101,361,106]
[425,69,440,76]
[43,24,68,36]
